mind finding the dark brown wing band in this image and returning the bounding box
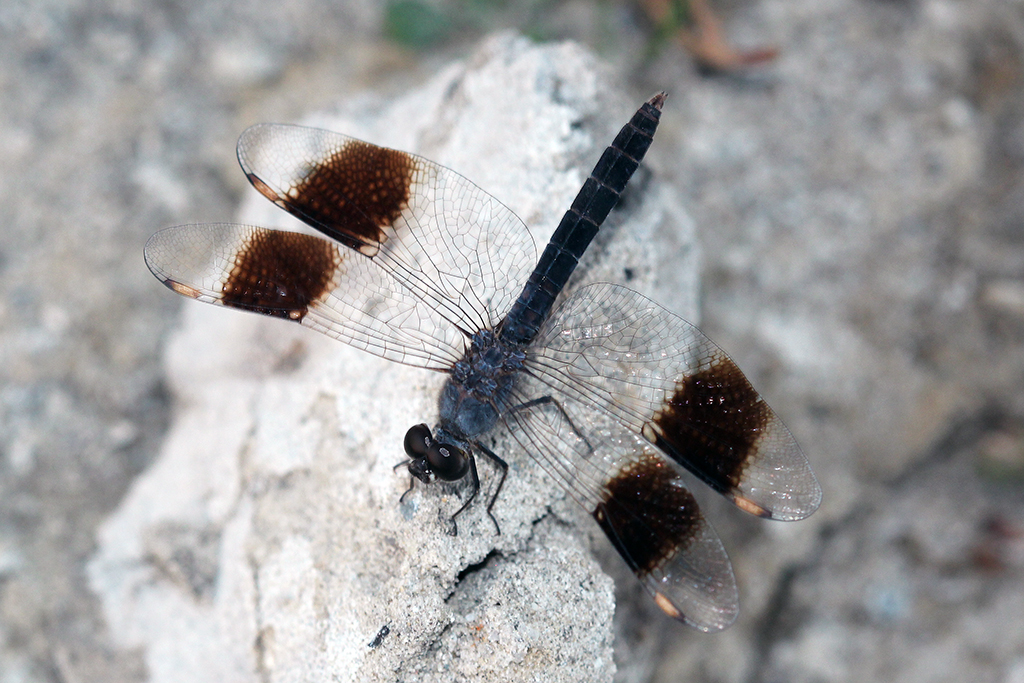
[243,133,415,255]
[221,229,340,320]
[642,353,772,517]
[593,453,702,577]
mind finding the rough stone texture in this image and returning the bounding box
[88,37,697,683]
[640,1,1024,681]
[2,1,1024,682]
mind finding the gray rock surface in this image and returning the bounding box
[2,0,1024,682]
[642,1,1024,681]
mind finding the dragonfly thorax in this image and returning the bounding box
[440,329,524,438]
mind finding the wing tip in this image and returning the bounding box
[734,495,771,518]
[654,591,739,632]
[732,487,824,522]
[654,591,683,620]
[165,279,202,299]
[760,467,824,521]
[245,172,280,203]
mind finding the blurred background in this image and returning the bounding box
[1,0,1023,681]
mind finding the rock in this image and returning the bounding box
[89,34,697,683]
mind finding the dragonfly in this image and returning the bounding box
[144,93,821,632]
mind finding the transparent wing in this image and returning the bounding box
[497,385,738,631]
[236,124,537,337]
[526,283,822,522]
[144,223,465,370]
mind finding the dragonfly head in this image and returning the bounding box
[403,423,470,483]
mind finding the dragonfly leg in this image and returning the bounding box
[447,454,480,536]
[472,441,509,536]
[508,395,594,456]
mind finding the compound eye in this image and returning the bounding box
[427,442,469,482]
[404,424,432,457]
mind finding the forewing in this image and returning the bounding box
[526,283,822,521]
[498,394,738,631]
[236,124,537,335]
[144,223,464,370]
